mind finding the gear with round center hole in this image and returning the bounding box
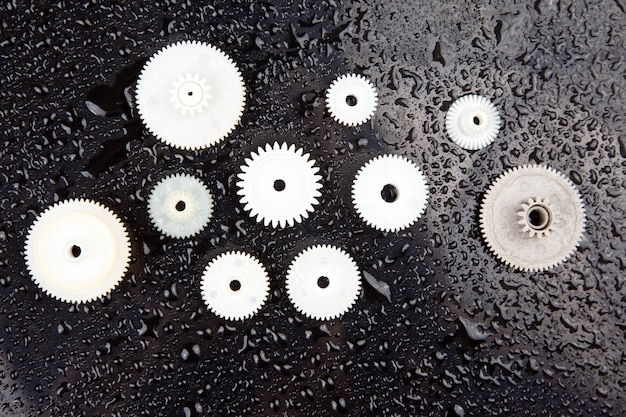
[352,154,429,232]
[445,94,501,150]
[237,142,322,228]
[480,165,586,272]
[326,73,378,126]
[148,173,214,238]
[136,40,245,150]
[201,251,270,321]
[24,199,131,303]
[286,245,361,320]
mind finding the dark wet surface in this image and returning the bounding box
[0,0,625,415]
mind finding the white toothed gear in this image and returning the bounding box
[480,165,586,272]
[148,173,214,238]
[445,94,501,150]
[201,251,270,321]
[352,154,429,232]
[169,72,212,116]
[237,142,322,228]
[286,245,361,320]
[136,40,245,150]
[326,73,378,126]
[24,199,131,303]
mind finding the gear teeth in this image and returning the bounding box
[237,142,322,229]
[445,94,501,150]
[286,245,361,320]
[200,251,270,321]
[326,73,378,126]
[25,199,131,304]
[136,41,245,150]
[480,164,586,272]
[147,173,214,239]
[352,154,429,232]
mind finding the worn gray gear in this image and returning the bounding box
[480,165,586,271]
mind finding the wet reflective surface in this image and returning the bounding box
[0,0,624,415]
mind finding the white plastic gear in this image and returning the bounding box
[136,40,246,150]
[286,245,361,320]
[24,199,131,303]
[237,142,322,228]
[517,197,556,238]
[200,251,270,321]
[480,165,586,272]
[352,154,429,232]
[169,72,212,116]
[147,173,214,238]
[326,73,378,126]
[445,94,501,150]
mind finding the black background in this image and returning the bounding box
[0,1,624,416]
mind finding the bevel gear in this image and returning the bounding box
[136,40,245,150]
[326,73,378,126]
[237,142,322,228]
[24,199,131,303]
[352,154,429,232]
[480,165,586,272]
[445,94,501,150]
[286,245,361,320]
[147,173,214,239]
[200,251,270,321]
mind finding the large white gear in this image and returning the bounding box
[286,245,361,320]
[445,94,501,150]
[136,40,246,150]
[326,73,378,126]
[24,199,131,303]
[237,142,322,228]
[480,165,586,272]
[147,173,214,239]
[352,154,429,232]
[200,251,270,321]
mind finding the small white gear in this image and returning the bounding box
[136,40,246,150]
[237,142,322,228]
[147,173,214,239]
[480,165,586,272]
[326,73,378,126]
[445,94,501,150]
[169,72,212,116]
[200,251,270,321]
[352,154,429,232]
[286,245,361,320]
[24,199,131,303]
[517,197,556,238]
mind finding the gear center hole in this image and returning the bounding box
[273,179,286,192]
[229,280,241,292]
[380,184,398,203]
[473,116,481,125]
[175,200,186,212]
[187,91,193,96]
[345,95,358,107]
[527,205,551,230]
[70,245,82,258]
[317,276,330,289]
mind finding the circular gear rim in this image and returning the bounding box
[480,164,586,272]
[200,251,270,321]
[147,173,214,239]
[237,142,322,228]
[326,73,378,126]
[24,199,131,303]
[445,94,501,150]
[352,154,429,232]
[286,244,361,320]
[136,40,246,150]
